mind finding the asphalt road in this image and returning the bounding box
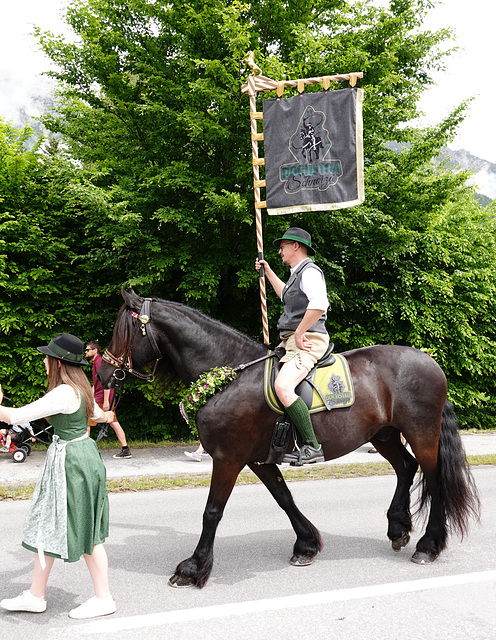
[1,467,496,640]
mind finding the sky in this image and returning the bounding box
[0,0,494,164]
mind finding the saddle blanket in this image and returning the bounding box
[264,352,355,415]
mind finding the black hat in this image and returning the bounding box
[273,227,316,256]
[37,333,88,366]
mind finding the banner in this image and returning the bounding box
[263,87,364,215]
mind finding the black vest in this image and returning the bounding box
[277,258,328,338]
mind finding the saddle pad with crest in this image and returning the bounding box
[264,353,355,415]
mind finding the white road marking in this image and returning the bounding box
[73,570,496,635]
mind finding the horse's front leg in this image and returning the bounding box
[169,460,243,589]
[248,463,323,566]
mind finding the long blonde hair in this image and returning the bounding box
[46,356,95,418]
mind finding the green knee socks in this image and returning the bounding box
[285,397,319,449]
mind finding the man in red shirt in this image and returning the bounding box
[86,340,132,459]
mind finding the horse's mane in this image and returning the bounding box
[110,290,267,363]
[163,300,265,356]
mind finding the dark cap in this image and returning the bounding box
[37,333,88,366]
[273,227,316,256]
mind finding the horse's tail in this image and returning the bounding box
[418,400,480,544]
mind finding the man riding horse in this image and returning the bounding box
[256,227,329,465]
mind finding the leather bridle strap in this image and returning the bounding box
[132,298,162,361]
[102,298,162,383]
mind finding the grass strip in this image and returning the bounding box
[2,454,495,502]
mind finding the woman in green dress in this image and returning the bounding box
[0,333,117,620]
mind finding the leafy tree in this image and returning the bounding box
[312,123,496,428]
[34,0,451,314]
[0,120,186,439]
[0,121,83,403]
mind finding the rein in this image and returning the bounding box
[233,350,278,372]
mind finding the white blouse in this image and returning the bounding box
[9,384,102,425]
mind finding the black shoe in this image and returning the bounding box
[113,447,132,459]
[283,442,324,466]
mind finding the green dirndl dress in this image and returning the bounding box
[22,401,109,562]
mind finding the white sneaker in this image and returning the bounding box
[1,590,47,613]
[184,451,202,462]
[69,595,116,620]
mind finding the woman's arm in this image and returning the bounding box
[91,401,115,424]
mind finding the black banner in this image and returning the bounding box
[263,88,364,215]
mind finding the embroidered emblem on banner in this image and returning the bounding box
[281,105,340,194]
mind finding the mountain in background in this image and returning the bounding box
[387,142,495,204]
[437,148,496,205]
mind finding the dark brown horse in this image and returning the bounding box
[97,289,480,588]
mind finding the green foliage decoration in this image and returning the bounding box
[179,366,238,435]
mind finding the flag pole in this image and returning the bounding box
[245,53,270,346]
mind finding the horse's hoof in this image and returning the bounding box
[290,554,315,566]
[411,550,438,565]
[391,532,410,552]
[168,574,196,588]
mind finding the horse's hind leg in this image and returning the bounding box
[248,462,323,566]
[169,460,243,589]
[371,432,418,552]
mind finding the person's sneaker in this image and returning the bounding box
[112,447,132,459]
[0,590,47,613]
[184,451,202,462]
[283,442,325,466]
[68,595,116,620]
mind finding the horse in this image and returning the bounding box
[97,289,480,588]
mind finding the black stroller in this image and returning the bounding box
[0,418,53,463]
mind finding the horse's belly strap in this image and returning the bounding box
[264,353,355,415]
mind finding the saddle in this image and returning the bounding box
[258,344,355,465]
[264,343,354,414]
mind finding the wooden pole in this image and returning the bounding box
[247,72,270,346]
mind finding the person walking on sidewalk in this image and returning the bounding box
[255,227,329,465]
[0,333,116,619]
[85,340,132,459]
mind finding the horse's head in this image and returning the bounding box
[97,289,163,390]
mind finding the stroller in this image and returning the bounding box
[0,418,53,463]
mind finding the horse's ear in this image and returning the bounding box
[121,287,131,303]
[121,287,142,310]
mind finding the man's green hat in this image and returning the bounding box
[273,227,316,256]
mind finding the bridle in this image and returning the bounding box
[102,298,162,389]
